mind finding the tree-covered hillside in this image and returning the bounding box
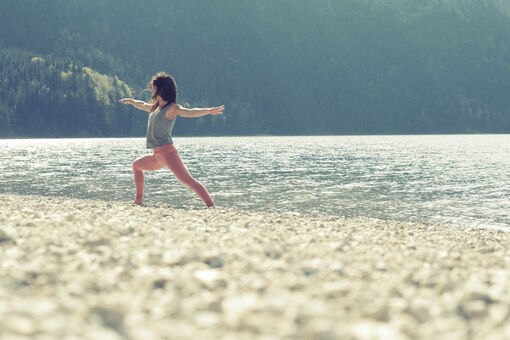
[0,46,143,137]
[1,0,510,136]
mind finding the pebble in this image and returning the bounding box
[204,255,224,268]
[89,306,127,336]
[0,228,13,242]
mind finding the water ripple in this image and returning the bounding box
[0,135,509,229]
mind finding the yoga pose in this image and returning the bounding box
[119,72,224,207]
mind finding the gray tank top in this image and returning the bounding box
[146,103,176,149]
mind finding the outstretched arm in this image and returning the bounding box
[165,104,225,120]
[119,98,153,113]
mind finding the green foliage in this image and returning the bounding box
[0,47,142,137]
[0,0,509,136]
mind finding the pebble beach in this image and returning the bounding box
[1,193,510,340]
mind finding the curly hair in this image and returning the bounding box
[149,72,178,111]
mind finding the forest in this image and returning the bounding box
[1,0,510,137]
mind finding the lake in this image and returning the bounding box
[0,135,509,229]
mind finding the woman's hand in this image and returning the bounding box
[209,105,225,115]
[119,98,135,105]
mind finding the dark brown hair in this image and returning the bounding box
[149,72,178,111]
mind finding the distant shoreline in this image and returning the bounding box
[1,132,510,140]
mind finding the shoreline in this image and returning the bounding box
[1,133,510,140]
[1,193,510,339]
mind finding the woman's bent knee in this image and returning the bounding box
[132,161,140,172]
[133,155,162,172]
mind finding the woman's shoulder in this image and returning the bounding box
[165,102,180,109]
[163,103,180,114]
[163,103,180,120]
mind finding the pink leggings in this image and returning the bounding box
[132,144,214,207]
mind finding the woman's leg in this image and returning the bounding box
[132,154,164,204]
[156,145,215,207]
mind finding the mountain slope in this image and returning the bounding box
[1,0,510,136]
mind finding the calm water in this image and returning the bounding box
[0,135,509,229]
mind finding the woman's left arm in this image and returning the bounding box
[165,104,224,120]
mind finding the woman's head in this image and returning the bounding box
[149,72,178,110]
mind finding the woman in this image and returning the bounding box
[119,72,224,207]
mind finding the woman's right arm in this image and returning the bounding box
[119,98,153,113]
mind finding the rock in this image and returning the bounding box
[152,278,168,289]
[345,321,407,340]
[194,312,221,327]
[204,255,224,268]
[89,306,127,336]
[465,291,495,304]
[405,306,430,323]
[311,330,339,340]
[83,238,111,247]
[265,249,282,259]
[0,229,13,243]
[365,305,390,322]
[5,315,36,335]
[194,269,227,289]
[222,293,259,327]
[162,250,199,266]
[458,300,489,320]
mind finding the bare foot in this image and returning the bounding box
[132,200,144,206]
